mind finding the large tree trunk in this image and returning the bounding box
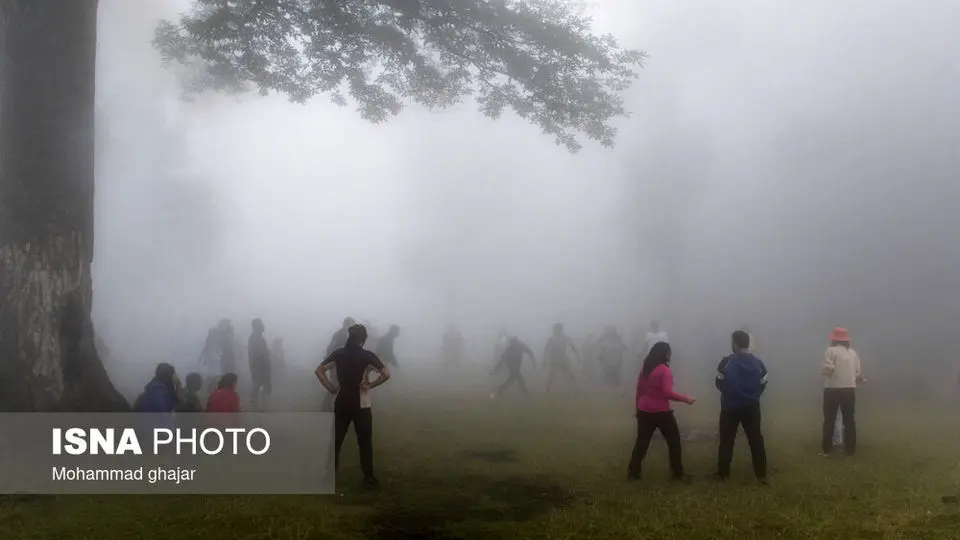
[0,0,128,412]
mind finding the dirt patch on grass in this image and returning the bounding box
[367,474,574,539]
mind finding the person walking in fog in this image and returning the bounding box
[248,318,272,411]
[597,327,628,389]
[491,337,536,398]
[315,324,392,489]
[821,327,865,456]
[544,323,580,393]
[376,325,401,368]
[715,330,769,484]
[627,342,695,482]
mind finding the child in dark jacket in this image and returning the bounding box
[175,372,205,413]
[715,330,769,483]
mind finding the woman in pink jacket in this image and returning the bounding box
[627,342,696,482]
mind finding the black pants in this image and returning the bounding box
[497,367,529,396]
[717,402,767,479]
[334,406,374,479]
[628,411,684,478]
[822,388,856,454]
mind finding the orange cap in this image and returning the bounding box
[829,327,850,342]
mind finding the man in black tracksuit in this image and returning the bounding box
[715,330,769,484]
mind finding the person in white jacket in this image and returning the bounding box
[821,327,866,456]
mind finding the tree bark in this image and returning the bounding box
[0,0,129,412]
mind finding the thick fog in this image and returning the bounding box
[92,0,959,394]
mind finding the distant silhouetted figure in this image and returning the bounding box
[218,319,237,375]
[376,325,401,368]
[597,327,628,388]
[248,318,272,411]
[544,323,580,393]
[491,337,535,398]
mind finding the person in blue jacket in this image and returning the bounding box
[135,363,179,413]
[715,330,768,484]
[133,363,180,451]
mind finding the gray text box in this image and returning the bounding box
[0,413,334,494]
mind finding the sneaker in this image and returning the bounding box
[758,478,769,486]
[626,473,641,482]
[672,474,693,484]
[714,473,729,482]
[818,451,830,457]
[362,477,380,490]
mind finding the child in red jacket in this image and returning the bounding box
[206,373,241,429]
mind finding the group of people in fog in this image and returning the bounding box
[134,317,278,415]
[133,362,242,415]
[487,321,864,486]
[128,312,866,491]
[489,321,669,397]
[132,315,402,490]
[625,326,864,485]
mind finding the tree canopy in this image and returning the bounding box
[153,0,646,151]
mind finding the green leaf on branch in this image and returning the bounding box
[154,0,646,152]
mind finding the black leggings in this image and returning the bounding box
[334,406,374,479]
[628,410,684,478]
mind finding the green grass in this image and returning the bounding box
[2,373,959,539]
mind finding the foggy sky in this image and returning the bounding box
[91,0,959,385]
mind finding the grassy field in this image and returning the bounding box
[1,369,959,539]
